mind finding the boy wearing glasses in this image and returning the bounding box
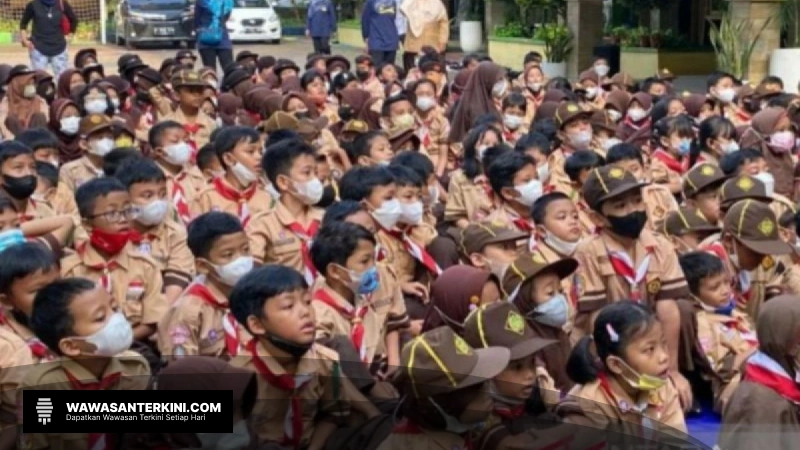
[61,177,166,343]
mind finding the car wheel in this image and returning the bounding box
[124,22,135,49]
[116,22,125,45]
[187,39,196,49]
[270,38,280,44]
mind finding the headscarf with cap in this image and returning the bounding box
[757,295,800,377]
[57,69,81,99]
[449,62,505,143]
[422,265,497,333]
[739,106,795,196]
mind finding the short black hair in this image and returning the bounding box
[115,157,166,189]
[310,222,376,277]
[387,165,423,189]
[16,128,60,151]
[214,126,260,169]
[148,120,184,149]
[339,166,395,202]
[678,251,726,295]
[265,129,301,149]
[187,212,244,259]
[514,132,552,156]
[196,143,218,172]
[564,150,604,183]
[31,277,97,356]
[0,140,33,165]
[487,151,535,197]
[103,147,142,177]
[719,148,764,177]
[321,200,364,227]
[531,192,571,224]
[524,51,542,65]
[262,138,316,187]
[75,177,128,219]
[706,71,737,91]
[229,265,308,334]
[0,242,58,294]
[606,143,643,165]
[531,118,558,146]
[760,75,784,89]
[390,151,434,182]
[35,161,58,189]
[349,131,387,165]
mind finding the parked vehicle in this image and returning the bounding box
[227,0,282,44]
[114,0,195,48]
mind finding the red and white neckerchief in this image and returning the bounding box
[744,351,800,404]
[651,148,685,175]
[65,370,122,450]
[286,219,320,285]
[416,118,432,149]
[313,289,370,363]
[183,122,202,155]
[212,177,257,227]
[187,282,241,356]
[597,371,661,444]
[506,209,535,234]
[171,172,193,225]
[0,313,52,359]
[247,340,312,449]
[622,116,652,131]
[606,245,653,302]
[79,244,120,293]
[721,316,758,346]
[18,199,37,223]
[383,227,442,276]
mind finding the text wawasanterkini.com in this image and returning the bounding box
[64,402,221,421]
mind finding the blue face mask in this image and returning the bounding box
[349,265,380,295]
[714,299,736,316]
[677,138,692,156]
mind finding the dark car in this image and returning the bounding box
[114,0,195,48]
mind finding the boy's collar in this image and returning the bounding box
[61,355,123,383]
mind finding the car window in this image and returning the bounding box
[128,0,189,9]
[234,0,271,8]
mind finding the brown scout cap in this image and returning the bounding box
[452,222,528,257]
[590,109,617,134]
[656,68,675,81]
[723,199,792,255]
[582,166,649,212]
[297,117,330,140]
[463,302,557,361]
[604,72,635,89]
[394,326,510,397]
[662,206,721,237]
[720,175,771,208]
[502,252,579,300]
[387,125,421,152]
[171,69,207,89]
[79,114,114,138]
[554,102,592,129]
[261,111,299,133]
[342,119,370,136]
[682,163,726,199]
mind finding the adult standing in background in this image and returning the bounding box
[195,0,234,72]
[394,0,406,59]
[361,0,399,66]
[19,0,77,77]
[400,0,448,72]
[306,0,336,55]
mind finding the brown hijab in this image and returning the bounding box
[449,62,505,143]
[422,265,497,333]
[217,93,243,126]
[756,295,800,376]
[7,73,45,131]
[739,107,795,196]
[57,68,81,99]
[48,98,82,162]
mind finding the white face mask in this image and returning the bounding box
[503,114,523,130]
[163,142,192,167]
[528,82,543,93]
[110,98,121,110]
[594,64,610,77]
[416,96,436,112]
[533,294,569,328]
[89,137,115,157]
[215,117,224,128]
[492,79,508,98]
[720,140,740,155]
[213,256,254,286]
[76,311,133,357]
[514,179,543,207]
[585,86,599,100]
[477,145,489,162]
[60,116,80,135]
[196,419,251,450]
[754,171,776,197]
[371,199,403,230]
[293,177,324,205]
[49,158,59,168]
[715,87,736,103]
[135,199,169,226]
[607,109,622,122]
[231,162,257,186]
[536,163,550,184]
[22,84,36,98]
[569,130,592,149]
[400,200,424,225]
[544,231,580,256]
[602,137,622,151]
[85,99,107,115]
[427,184,439,205]
[627,108,647,122]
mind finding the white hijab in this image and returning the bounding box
[400,0,447,37]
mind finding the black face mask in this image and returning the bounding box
[294,111,311,121]
[607,210,648,239]
[2,174,37,200]
[356,70,370,82]
[338,105,354,121]
[264,333,312,359]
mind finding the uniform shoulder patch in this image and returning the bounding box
[647,278,661,294]
[761,255,775,270]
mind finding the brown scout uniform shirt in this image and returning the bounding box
[361,78,385,100]
[161,107,216,150]
[59,156,104,195]
[415,107,450,167]
[0,313,57,364]
[377,428,472,450]
[0,326,33,431]
[131,219,194,289]
[193,179,273,226]
[530,240,579,335]
[546,147,575,196]
[61,243,167,327]
[231,341,351,448]
[157,163,207,219]
[485,204,535,237]
[444,170,493,224]
[643,183,679,232]
[375,223,437,284]
[246,202,324,273]
[17,352,150,450]
[573,229,690,337]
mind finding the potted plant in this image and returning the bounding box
[773,0,800,93]
[650,30,662,48]
[459,2,484,53]
[534,23,573,78]
[709,11,771,80]
[636,26,651,47]
[610,26,629,45]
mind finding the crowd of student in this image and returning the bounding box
[0,45,800,450]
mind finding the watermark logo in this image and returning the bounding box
[36,398,53,425]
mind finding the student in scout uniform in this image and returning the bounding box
[451,221,527,280]
[0,197,74,254]
[719,200,792,320]
[649,115,694,193]
[355,55,384,100]
[0,242,60,363]
[485,151,541,234]
[573,165,692,407]
[379,326,511,450]
[676,252,757,413]
[501,252,578,392]
[421,265,504,335]
[57,113,115,199]
[229,265,357,450]
[411,78,451,176]
[563,150,603,236]
[389,151,444,228]
[547,102,594,195]
[33,160,58,208]
[0,141,54,223]
[558,302,687,446]
[719,174,792,226]
[148,120,207,225]
[682,162,727,227]
[348,131,394,168]
[719,295,800,450]
[0,325,32,435]
[194,126,272,227]
[247,138,324,283]
[116,158,194,304]
[19,277,150,450]
[661,205,721,255]
[154,69,217,151]
[158,212,253,359]
[61,178,166,343]
[531,192,583,259]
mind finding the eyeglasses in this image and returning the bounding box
[90,206,140,223]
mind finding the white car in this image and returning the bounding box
[227,0,282,43]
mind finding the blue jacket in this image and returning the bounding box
[361,0,398,52]
[307,0,336,38]
[194,0,232,50]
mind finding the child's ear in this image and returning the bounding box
[501,186,519,203]
[469,252,487,269]
[275,173,292,193]
[778,226,793,243]
[0,292,10,308]
[59,337,84,358]
[587,210,608,228]
[246,315,266,336]
[357,155,371,167]
[535,224,548,239]
[605,355,625,376]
